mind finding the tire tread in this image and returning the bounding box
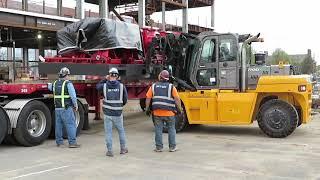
[257,99,298,138]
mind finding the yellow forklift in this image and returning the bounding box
[170,32,311,138]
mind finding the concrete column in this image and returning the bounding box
[76,0,85,19]
[23,48,28,70]
[7,47,12,61]
[211,0,215,28]
[182,0,188,33]
[7,47,14,82]
[33,50,39,78]
[138,0,145,28]
[22,0,28,11]
[99,0,109,18]
[42,0,45,14]
[57,0,62,16]
[162,2,166,31]
[38,40,44,57]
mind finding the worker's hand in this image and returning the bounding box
[47,83,52,89]
[146,107,151,116]
[73,106,78,112]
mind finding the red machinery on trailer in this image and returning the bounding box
[0,18,184,146]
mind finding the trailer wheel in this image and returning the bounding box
[0,107,9,144]
[63,102,84,138]
[3,135,19,145]
[13,100,52,146]
[163,104,189,133]
[257,99,298,138]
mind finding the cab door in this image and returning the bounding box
[218,34,239,89]
[216,35,255,124]
[188,36,219,124]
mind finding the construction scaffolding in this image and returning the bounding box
[84,0,215,33]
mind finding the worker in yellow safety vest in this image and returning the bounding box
[48,67,80,148]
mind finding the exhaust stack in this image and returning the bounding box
[241,33,261,92]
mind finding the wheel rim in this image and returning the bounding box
[265,109,287,130]
[75,111,80,128]
[27,110,46,137]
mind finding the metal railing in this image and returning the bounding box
[0,0,99,18]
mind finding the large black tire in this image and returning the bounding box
[0,107,9,144]
[163,104,189,133]
[140,98,146,111]
[13,100,52,146]
[62,102,85,138]
[3,135,20,145]
[257,99,298,138]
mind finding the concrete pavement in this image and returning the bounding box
[1,109,320,179]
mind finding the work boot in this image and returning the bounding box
[120,148,128,155]
[69,144,81,148]
[56,144,64,147]
[169,147,178,152]
[106,151,114,157]
[154,148,163,152]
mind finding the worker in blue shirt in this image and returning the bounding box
[48,67,80,148]
[96,68,128,157]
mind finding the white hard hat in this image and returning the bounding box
[59,67,70,78]
[109,67,119,76]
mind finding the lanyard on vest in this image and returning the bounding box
[151,83,176,108]
[103,83,124,110]
[53,80,71,108]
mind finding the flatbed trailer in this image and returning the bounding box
[0,79,153,146]
[0,19,188,146]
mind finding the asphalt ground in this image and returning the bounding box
[1,101,320,180]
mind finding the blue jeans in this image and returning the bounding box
[55,107,77,145]
[104,115,127,152]
[153,116,176,149]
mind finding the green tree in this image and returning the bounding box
[316,65,320,76]
[270,48,291,65]
[300,55,316,74]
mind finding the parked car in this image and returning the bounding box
[312,83,320,109]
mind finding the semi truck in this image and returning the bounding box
[0,18,312,147]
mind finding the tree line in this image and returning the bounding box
[270,48,316,74]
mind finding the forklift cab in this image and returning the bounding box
[181,33,257,124]
[188,32,240,90]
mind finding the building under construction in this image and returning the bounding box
[0,0,215,82]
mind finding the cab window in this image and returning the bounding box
[196,69,217,86]
[200,39,216,63]
[219,38,237,62]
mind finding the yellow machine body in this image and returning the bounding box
[179,76,312,125]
